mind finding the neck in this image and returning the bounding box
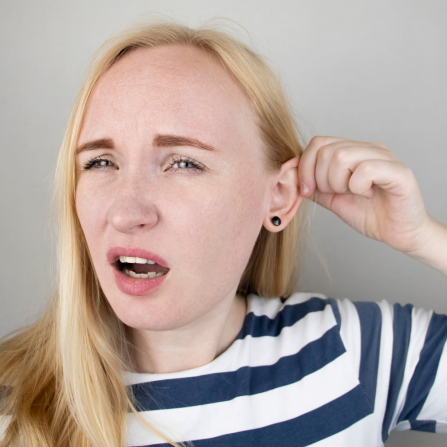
[129,292,247,374]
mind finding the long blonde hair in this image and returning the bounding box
[0,17,311,447]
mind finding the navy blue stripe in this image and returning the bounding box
[237,297,331,340]
[128,325,346,411]
[409,419,437,433]
[381,303,413,442]
[353,301,382,411]
[398,311,447,424]
[143,385,373,447]
[328,298,341,330]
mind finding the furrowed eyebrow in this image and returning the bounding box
[153,134,217,152]
[75,134,217,155]
[75,138,114,155]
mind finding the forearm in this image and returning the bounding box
[405,216,447,276]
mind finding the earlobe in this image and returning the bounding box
[264,157,302,232]
[263,215,283,233]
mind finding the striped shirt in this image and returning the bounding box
[122,292,447,446]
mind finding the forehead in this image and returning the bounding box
[79,44,259,147]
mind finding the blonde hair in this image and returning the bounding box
[0,17,311,447]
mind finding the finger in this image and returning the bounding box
[314,144,333,193]
[299,136,346,195]
[328,146,397,194]
[349,159,412,198]
[299,136,394,196]
[314,141,392,193]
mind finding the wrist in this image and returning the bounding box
[404,216,447,276]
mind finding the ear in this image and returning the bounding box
[263,156,303,232]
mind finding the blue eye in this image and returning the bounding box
[168,156,204,173]
[82,157,115,170]
[81,155,205,173]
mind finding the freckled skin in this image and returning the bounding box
[75,45,297,373]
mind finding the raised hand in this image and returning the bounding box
[298,136,433,256]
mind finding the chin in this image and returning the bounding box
[110,295,193,332]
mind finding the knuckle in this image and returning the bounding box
[359,160,374,175]
[317,146,332,161]
[310,135,329,147]
[333,147,349,164]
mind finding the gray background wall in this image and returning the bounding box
[1,0,446,445]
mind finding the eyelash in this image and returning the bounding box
[81,155,205,173]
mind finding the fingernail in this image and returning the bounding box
[300,183,309,195]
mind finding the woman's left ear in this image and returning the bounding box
[263,156,303,232]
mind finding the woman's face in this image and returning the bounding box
[75,45,277,332]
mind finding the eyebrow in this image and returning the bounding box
[75,134,217,155]
[153,134,216,152]
[75,138,114,154]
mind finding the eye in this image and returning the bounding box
[80,155,205,173]
[168,156,204,174]
[82,156,116,170]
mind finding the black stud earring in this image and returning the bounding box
[272,216,281,226]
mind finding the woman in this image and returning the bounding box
[0,18,446,447]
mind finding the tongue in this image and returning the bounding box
[130,263,169,274]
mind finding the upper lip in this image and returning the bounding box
[107,246,170,269]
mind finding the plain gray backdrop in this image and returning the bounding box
[1,1,446,446]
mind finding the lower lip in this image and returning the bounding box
[112,266,169,296]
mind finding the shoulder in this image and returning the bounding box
[240,292,340,339]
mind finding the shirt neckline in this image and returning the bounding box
[122,293,255,385]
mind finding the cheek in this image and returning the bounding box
[185,172,264,276]
[75,180,109,243]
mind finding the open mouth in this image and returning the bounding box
[114,259,170,279]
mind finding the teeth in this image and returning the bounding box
[120,256,156,264]
[124,269,166,279]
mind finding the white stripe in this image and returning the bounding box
[434,421,447,434]
[306,414,383,447]
[389,306,433,431]
[249,292,329,319]
[393,420,411,431]
[374,300,394,425]
[126,351,360,446]
[234,303,337,370]
[123,297,337,386]
[417,330,447,424]
[336,298,362,374]
[247,293,283,318]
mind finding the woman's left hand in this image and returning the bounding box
[298,136,433,256]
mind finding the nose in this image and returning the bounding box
[107,173,158,234]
